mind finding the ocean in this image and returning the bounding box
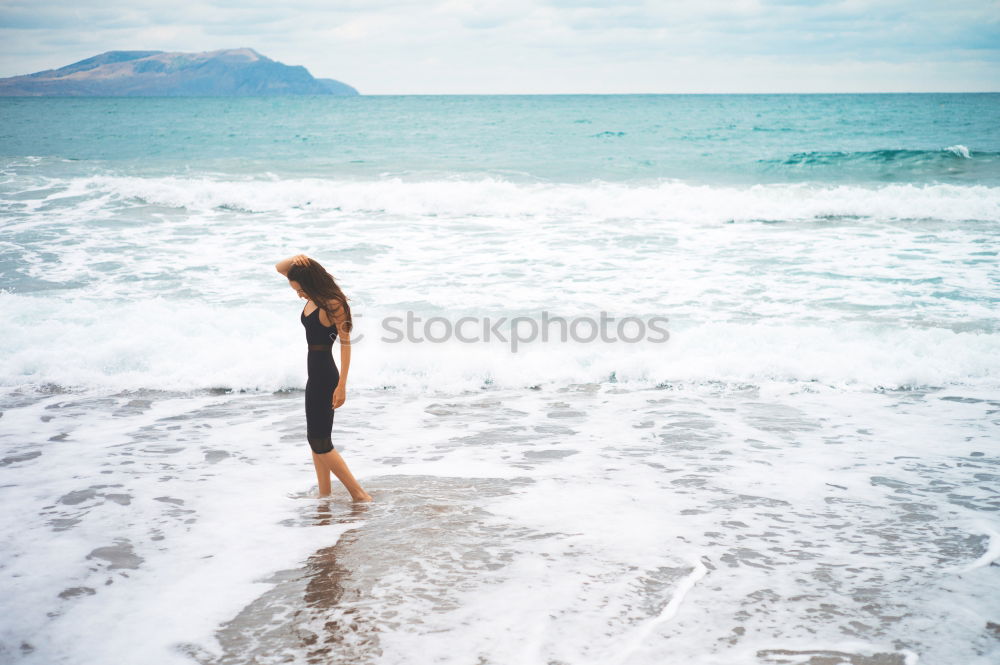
[1,93,998,664]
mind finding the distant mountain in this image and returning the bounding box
[0,48,359,97]
[316,78,359,96]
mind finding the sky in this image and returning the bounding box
[0,0,998,94]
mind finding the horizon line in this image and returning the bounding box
[1,90,998,98]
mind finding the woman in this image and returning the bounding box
[275,253,372,502]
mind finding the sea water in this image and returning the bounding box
[1,94,998,664]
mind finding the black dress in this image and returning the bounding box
[301,305,340,454]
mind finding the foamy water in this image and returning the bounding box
[1,94,999,664]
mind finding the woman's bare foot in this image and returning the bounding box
[351,490,373,502]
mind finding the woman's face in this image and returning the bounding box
[288,280,307,300]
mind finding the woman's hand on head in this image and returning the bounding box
[292,254,310,267]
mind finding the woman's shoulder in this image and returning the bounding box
[320,301,345,328]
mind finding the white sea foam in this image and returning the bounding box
[16,174,1000,221]
[953,522,1000,573]
[3,171,998,395]
[0,292,997,393]
[0,391,359,665]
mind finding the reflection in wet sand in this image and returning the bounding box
[184,471,713,665]
[188,476,529,664]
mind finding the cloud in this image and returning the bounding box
[0,0,996,92]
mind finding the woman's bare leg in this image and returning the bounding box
[311,451,333,497]
[319,449,372,501]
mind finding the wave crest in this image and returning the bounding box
[21,175,1000,222]
[777,146,991,167]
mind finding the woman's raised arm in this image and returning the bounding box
[275,254,310,276]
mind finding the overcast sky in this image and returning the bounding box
[1,0,997,93]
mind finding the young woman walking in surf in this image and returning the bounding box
[275,253,372,502]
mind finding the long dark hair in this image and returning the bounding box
[288,259,353,333]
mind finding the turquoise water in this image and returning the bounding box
[1,95,999,665]
[2,94,998,391]
[3,94,999,183]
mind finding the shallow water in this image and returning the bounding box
[1,381,997,664]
